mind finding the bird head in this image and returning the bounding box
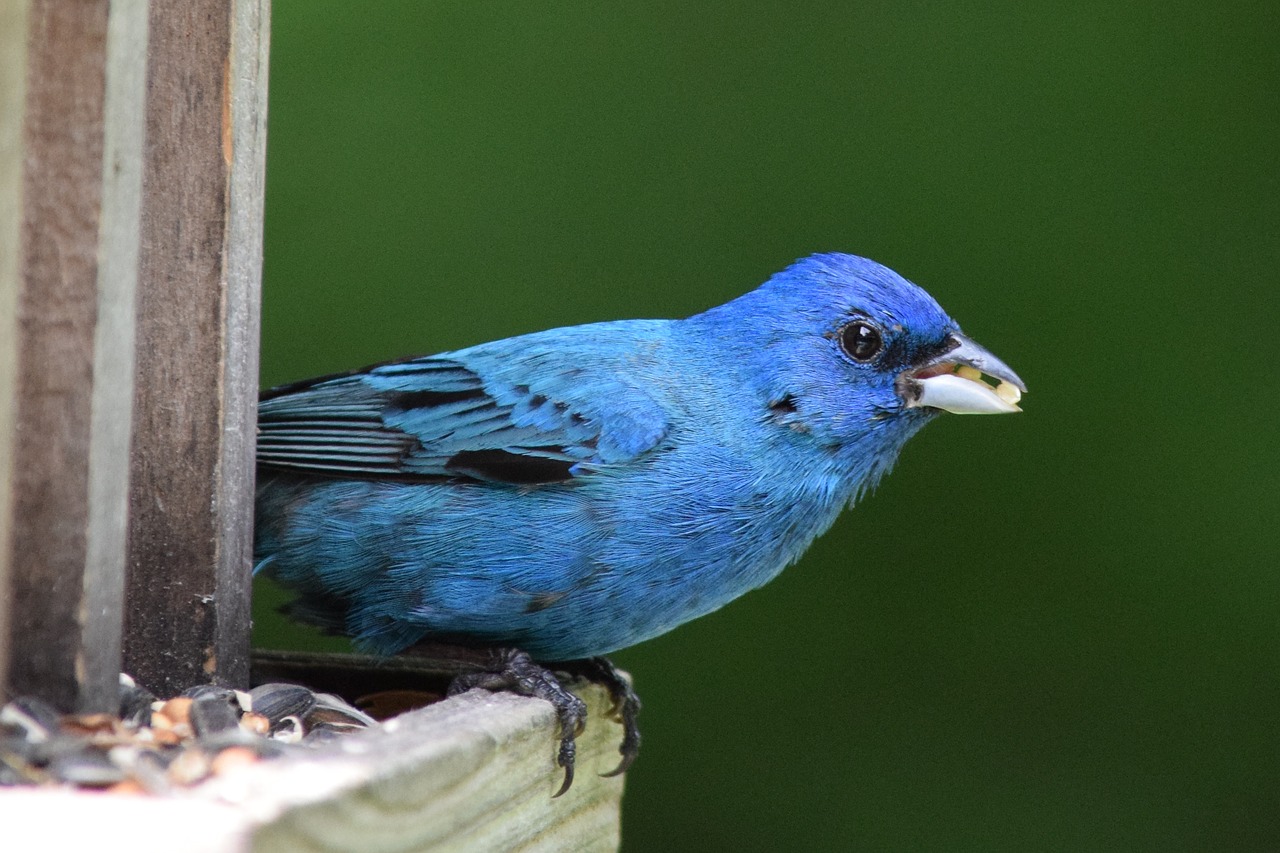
[693,253,1025,456]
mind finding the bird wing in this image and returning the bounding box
[257,331,672,485]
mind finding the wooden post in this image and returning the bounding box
[0,0,28,709]
[122,0,269,697]
[0,0,148,713]
[0,0,268,709]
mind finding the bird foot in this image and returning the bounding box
[440,647,640,795]
[554,656,641,778]
[447,648,587,796]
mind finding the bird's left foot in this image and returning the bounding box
[438,647,640,795]
[446,647,587,796]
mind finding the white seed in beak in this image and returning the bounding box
[911,373,1022,415]
[994,381,1022,405]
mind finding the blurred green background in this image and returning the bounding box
[254,2,1279,849]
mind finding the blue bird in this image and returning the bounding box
[254,253,1025,792]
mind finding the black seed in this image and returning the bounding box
[1,697,61,742]
[250,683,317,725]
[183,685,236,701]
[119,683,155,729]
[190,694,240,738]
[307,693,377,729]
[49,748,126,787]
[302,723,349,745]
[270,715,303,741]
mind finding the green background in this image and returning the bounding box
[255,3,1279,850]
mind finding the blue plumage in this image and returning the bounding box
[255,253,1024,662]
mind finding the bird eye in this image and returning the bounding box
[839,320,884,362]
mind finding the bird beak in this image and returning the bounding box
[899,333,1027,415]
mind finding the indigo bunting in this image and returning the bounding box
[255,253,1025,792]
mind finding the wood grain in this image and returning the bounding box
[123,0,268,697]
[231,683,626,852]
[0,0,144,713]
[0,684,625,851]
[1,0,267,711]
[0,0,30,703]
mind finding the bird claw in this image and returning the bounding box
[448,648,587,796]
[557,656,641,778]
[445,648,641,794]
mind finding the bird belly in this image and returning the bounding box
[256,451,849,661]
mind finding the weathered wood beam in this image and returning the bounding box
[0,0,148,713]
[0,0,26,709]
[0,684,626,851]
[122,0,270,697]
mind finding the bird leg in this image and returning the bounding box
[552,656,641,778]
[403,642,639,796]
[446,647,586,796]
